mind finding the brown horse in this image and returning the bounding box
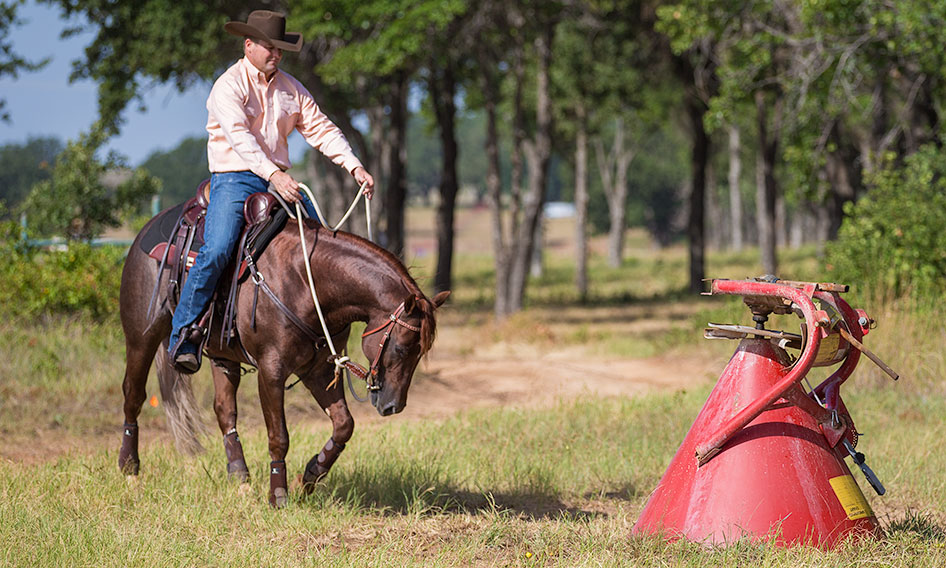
[117,211,449,506]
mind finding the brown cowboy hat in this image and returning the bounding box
[224,10,303,52]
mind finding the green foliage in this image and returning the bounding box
[21,130,160,241]
[0,136,63,210]
[0,0,49,121]
[139,136,208,206]
[296,0,469,83]
[826,145,946,299]
[0,221,125,320]
[43,0,240,134]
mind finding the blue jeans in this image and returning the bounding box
[168,171,316,356]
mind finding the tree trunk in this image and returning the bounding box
[304,152,328,216]
[705,160,720,250]
[686,97,709,293]
[384,74,409,258]
[755,89,780,276]
[825,123,859,240]
[366,104,387,233]
[480,61,510,319]
[728,125,743,251]
[430,62,459,294]
[574,106,589,301]
[305,152,347,227]
[595,117,633,268]
[530,220,544,278]
[508,27,554,313]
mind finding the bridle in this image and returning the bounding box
[303,299,422,398]
[279,188,423,396]
[358,299,422,391]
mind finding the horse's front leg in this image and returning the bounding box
[210,360,249,482]
[257,367,291,507]
[300,364,354,491]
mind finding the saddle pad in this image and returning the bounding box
[138,199,205,260]
[139,196,289,278]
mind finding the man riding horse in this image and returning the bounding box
[169,10,375,373]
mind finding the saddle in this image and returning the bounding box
[141,179,290,361]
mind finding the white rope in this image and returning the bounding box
[296,181,372,237]
[294,200,344,363]
[290,181,371,374]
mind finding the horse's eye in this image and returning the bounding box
[394,344,409,357]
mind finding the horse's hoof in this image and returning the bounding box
[118,424,140,475]
[227,459,249,483]
[301,467,327,493]
[119,457,140,476]
[270,488,288,508]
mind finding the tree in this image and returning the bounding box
[42,0,240,135]
[781,0,946,242]
[0,137,63,211]
[0,1,49,121]
[139,136,209,206]
[22,129,159,241]
[552,6,642,290]
[648,2,720,292]
[297,0,469,269]
[827,145,946,299]
[594,117,638,268]
[477,1,561,316]
[659,1,803,277]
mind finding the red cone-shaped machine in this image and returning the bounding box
[633,279,897,548]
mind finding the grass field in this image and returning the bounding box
[2,210,945,566]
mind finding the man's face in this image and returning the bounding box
[245,38,282,77]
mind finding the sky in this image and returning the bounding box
[2,2,295,166]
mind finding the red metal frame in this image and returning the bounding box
[695,279,834,462]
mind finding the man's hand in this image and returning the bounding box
[269,170,300,203]
[352,167,375,199]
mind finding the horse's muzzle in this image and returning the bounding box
[371,391,403,416]
[379,401,401,416]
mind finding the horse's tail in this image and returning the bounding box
[155,348,207,455]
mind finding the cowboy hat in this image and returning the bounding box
[224,10,303,52]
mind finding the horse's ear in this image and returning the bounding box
[431,291,450,309]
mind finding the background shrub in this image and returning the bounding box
[826,144,946,300]
[0,219,125,320]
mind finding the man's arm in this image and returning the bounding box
[293,82,374,198]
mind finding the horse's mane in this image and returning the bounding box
[312,224,438,354]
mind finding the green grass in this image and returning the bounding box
[3,229,946,565]
[1,392,946,566]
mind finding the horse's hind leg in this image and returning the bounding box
[211,359,249,482]
[119,334,160,475]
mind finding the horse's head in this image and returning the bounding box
[361,290,450,416]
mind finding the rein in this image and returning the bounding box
[278,182,413,396]
[271,181,373,240]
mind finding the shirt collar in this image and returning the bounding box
[241,57,278,85]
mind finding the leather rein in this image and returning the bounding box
[270,186,421,397]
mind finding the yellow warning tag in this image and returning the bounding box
[829,475,873,520]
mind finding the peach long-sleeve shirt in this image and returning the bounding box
[205,57,364,181]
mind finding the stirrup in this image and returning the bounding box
[169,333,202,374]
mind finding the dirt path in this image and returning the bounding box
[348,304,728,422]
[397,350,718,420]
